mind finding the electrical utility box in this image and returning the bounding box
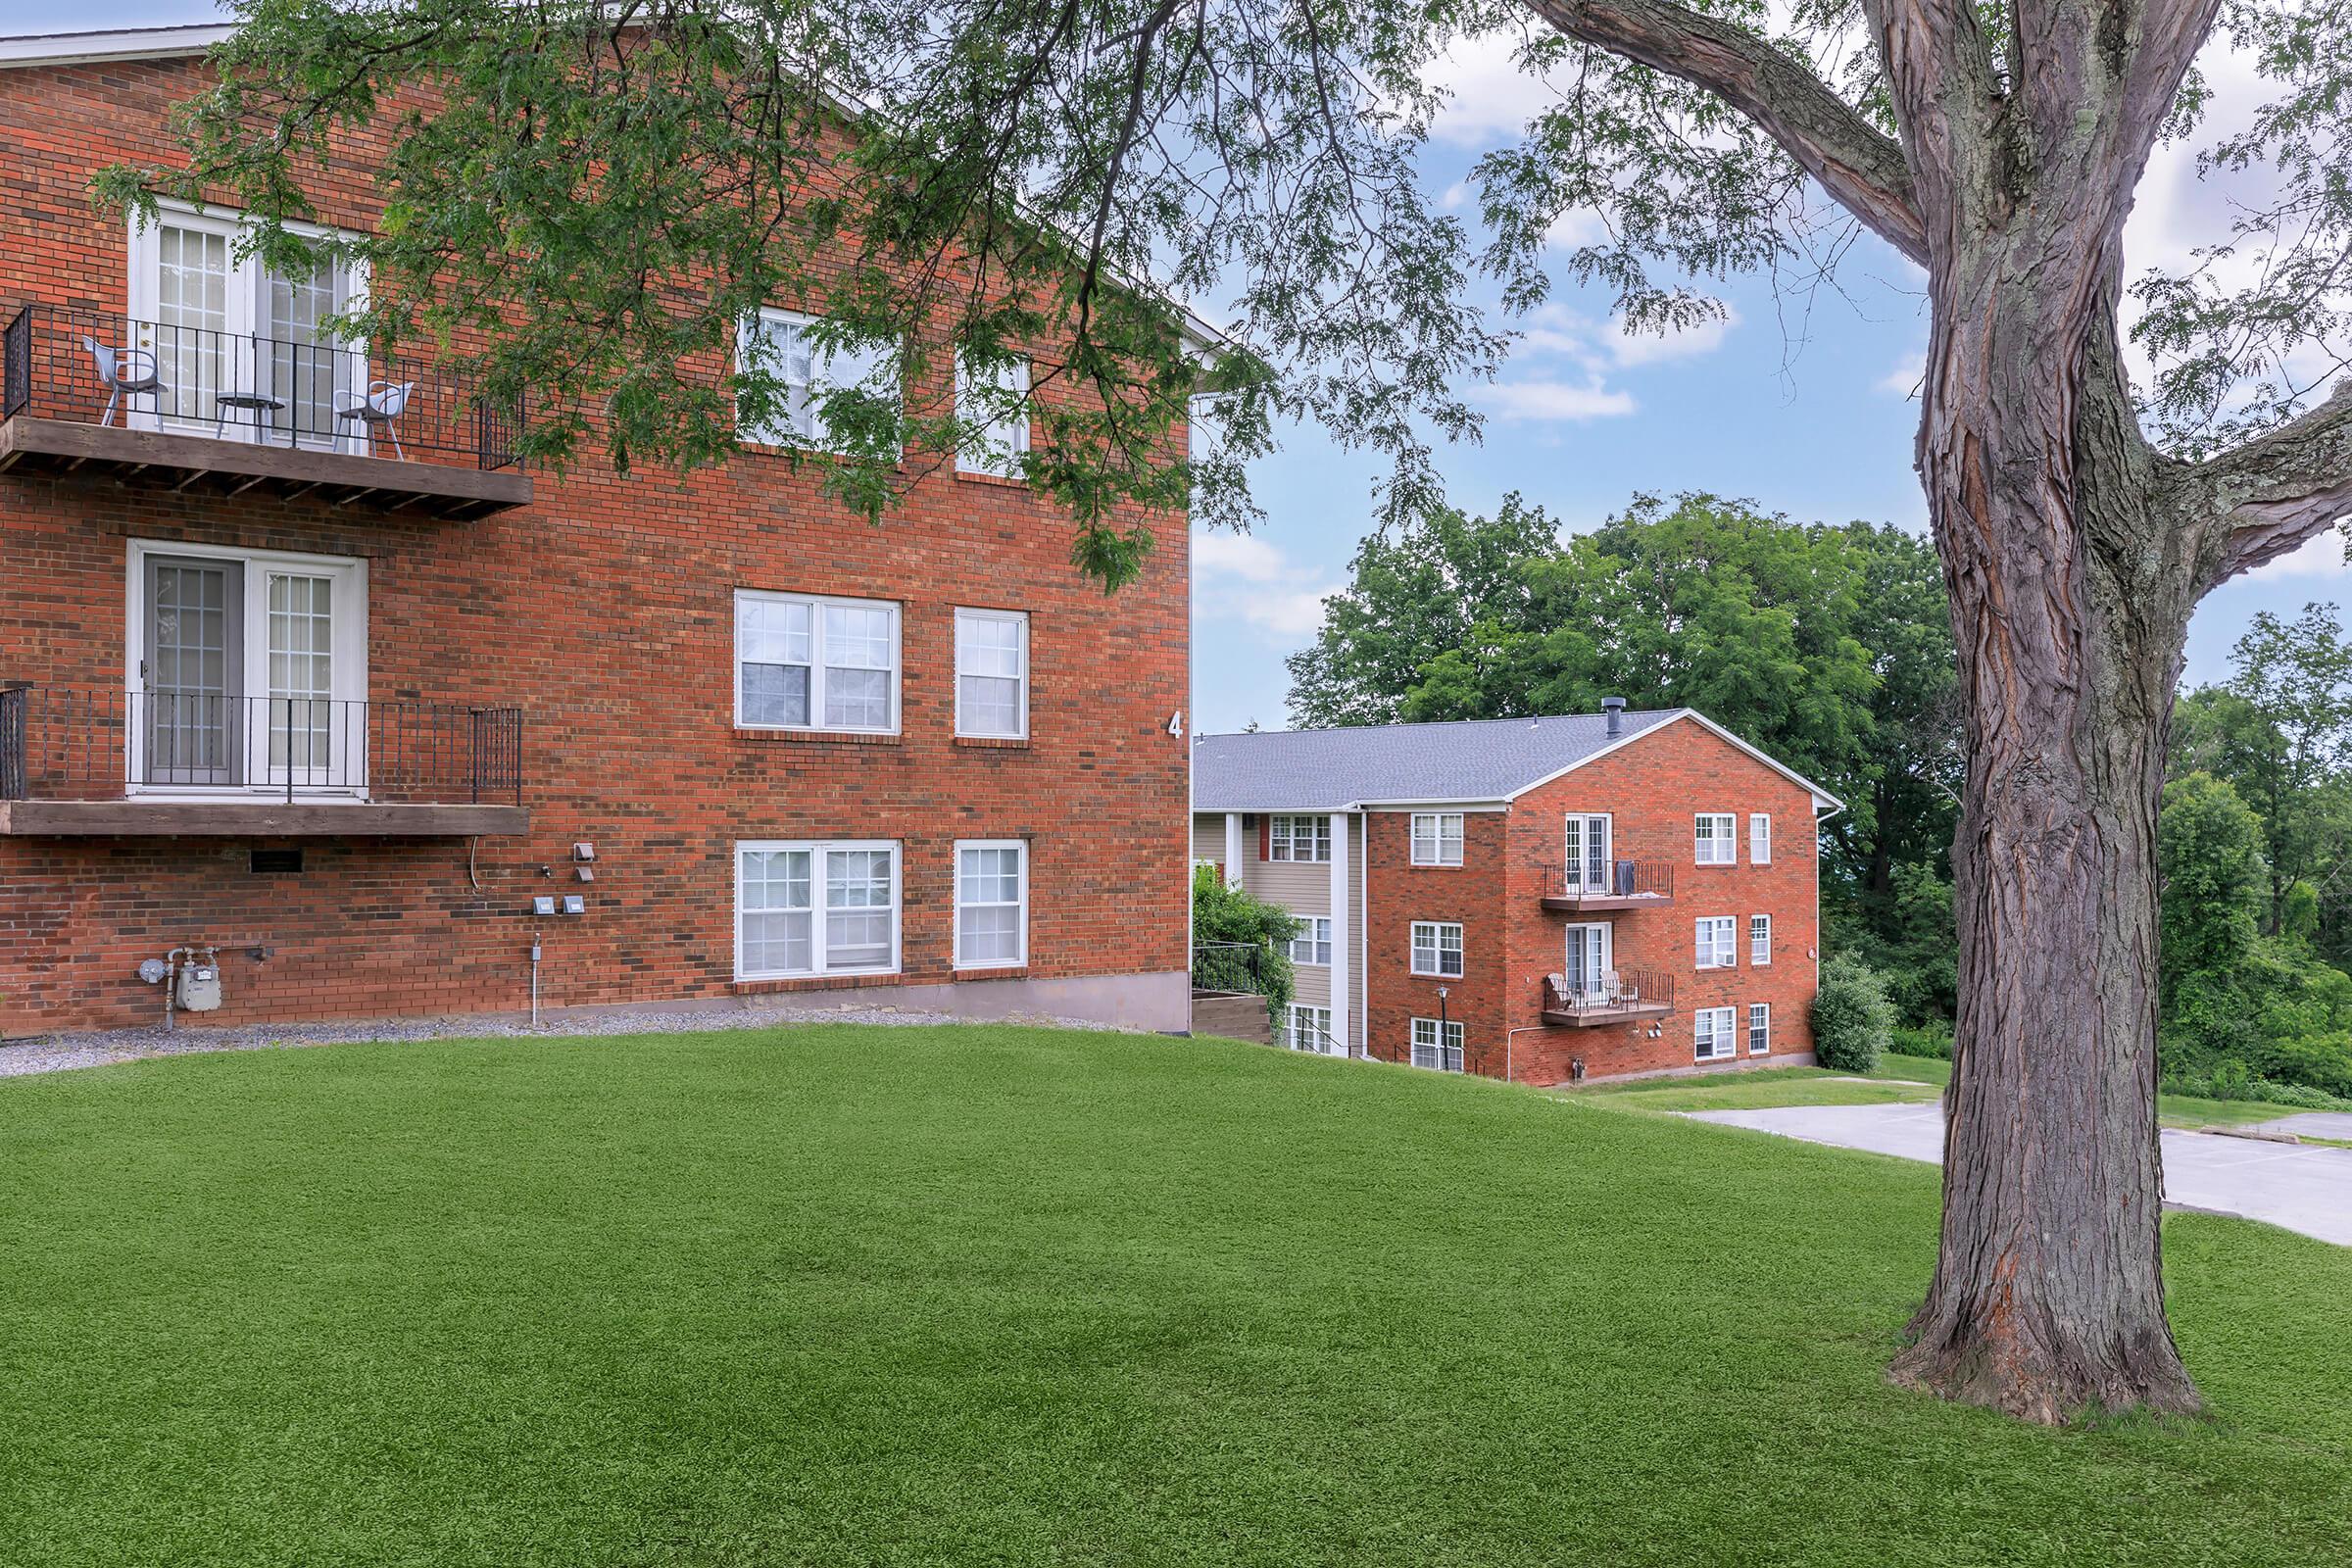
[175,960,223,1012]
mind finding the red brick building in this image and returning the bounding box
[1191,704,1838,1084]
[0,25,1193,1034]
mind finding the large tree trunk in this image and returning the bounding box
[1887,249,2204,1422]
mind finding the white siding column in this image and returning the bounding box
[1223,813,1244,888]
[1328,811,1350,1056]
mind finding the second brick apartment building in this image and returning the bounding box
[0,24,1192,1034]
[1192,704,1839,1084]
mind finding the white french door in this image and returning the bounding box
[1562,812,1613,892]
[1562,923,1613,1004]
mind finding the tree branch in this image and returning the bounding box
[1522,0,1928,266]
[2200,379,2352,588]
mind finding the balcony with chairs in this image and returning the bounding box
[1540,858,1675,912]
[1540,966,1675,1027]
[0,684,528,836]
[0,302,531,518]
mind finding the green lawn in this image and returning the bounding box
[3,1026,2348,1566]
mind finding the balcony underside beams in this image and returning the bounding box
[0,800,529,836]
[1541,1001,1674,1027]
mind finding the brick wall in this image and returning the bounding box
[0,54,1191,1032]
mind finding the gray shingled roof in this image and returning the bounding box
[1192,710,1690,811]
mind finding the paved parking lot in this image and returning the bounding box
[1688,1103,2352,1247]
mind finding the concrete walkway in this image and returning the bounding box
[1688,1103,2352,1247]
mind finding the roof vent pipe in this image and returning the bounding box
[1602,696,1626,737]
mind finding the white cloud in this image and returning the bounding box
[1607,307,1740,368]
[2244,528,2352,582]
[1191,531,1292,583]
[1422,29,1557,150]
[1878,349,1927,400]
[1192,530,1343,637]
[1472,378,1640,422]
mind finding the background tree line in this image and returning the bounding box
[1286,495,2352,1105]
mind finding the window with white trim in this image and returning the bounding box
[1410,1017,1465,1072]
[1747,1003,1771,1055]
[735,590,900,733]
[956,353,1030,476]
[1268,814,1332,862]
[1750,913,1772,966]
[1695,916,1738,969]
[1287,1004,1334,1053]
[955,840,1027,968]
[1694,1005,1739,1060]
[736,307,896,451]
[1695,812,1738,865]
[1410,811,1465,866]
[736,840,901,979]
[1288,916,1334,966]
[955,608,1028,738]
[1411,921,1464,977]
[1749,812,1773,864]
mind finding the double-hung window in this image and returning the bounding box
[1268,814,1331,862]
[956,352,1031,476]
[736,840,901,979]
[1693,1005,1740,1061]
[1750,913,1772,965]
[1410,811,1465,866]
[1411,921,1464,978]
[1749,812,1773,864]
[1747,1004,1771,1055]
[1410,1017,1465,1072]
[1695,812,1738,865]
[955,840,1027,968]
[735,590,900,733]
[737,307,896,451]
[1288,1004,1335,1054]
[1288,916,1333,967]
[1695,916,1738,969]
[955,608,1028,738]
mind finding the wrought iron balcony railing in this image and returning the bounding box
[0,685,523,806]
[1541,966,1677,1024]
[2,301,521,469]
[1543,858,1676,907]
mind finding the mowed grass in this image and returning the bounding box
[2,1026,2348,1567]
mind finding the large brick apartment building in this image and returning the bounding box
[0,25,1192,1034]
[1192,705,1839,1084]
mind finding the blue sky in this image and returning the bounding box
[34,2,2351,736]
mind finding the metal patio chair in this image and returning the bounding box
[334,378,416,459]
[79,335,161,426]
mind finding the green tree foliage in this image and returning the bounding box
[1190,864,1299,1012]
[1811,955,1892,1074]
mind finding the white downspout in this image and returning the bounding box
[1329,809,1350,1057]
[1224,812,1244,889]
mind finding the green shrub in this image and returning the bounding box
[1190,864,1300,1013]
[2161,1069,2352,1111]
[1887,1021,1953,1060]
[1812,955,1893,1073]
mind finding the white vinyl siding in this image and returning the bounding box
[1289,915,1333,967]
[955,608,1028,738]
[1747,1003,1771,1055]
[1695,812,1738,865]
[1268,814,1332,862]
[1694,1005,1739,1061]
[1749,811,1773,864]
[1410,811,1465,866]
[735,590,901,734]
[736,840,901,979]
[737,307,895,451]
[954,840,1027,968]
[1695,915,1738,969]
[956,353,1030,476]
[1411,920,1464,978]
[1410,1017,1465,1072]
[1750,913,1772,965]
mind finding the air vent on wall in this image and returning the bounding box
[250,848,304,875]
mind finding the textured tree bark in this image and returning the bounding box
[1886,242,2204,1421]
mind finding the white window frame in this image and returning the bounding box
[733,589,902,735]
[1750,913,1772,966]
[1288,915,1334,967]
[1268,814,1332,863]
[1695,915,1738,969]
[1749,812,1773,865]
[1287,1004,1335,1054]
[1695,812,1738,866]
[735,839,903,981]
[1410,920,1465,978]
[953,839,1028,969]
[1410,811,1465,866]
[122,538,369,800]
[1410,1016,1465,1072]
[735,306,898,453]
[954,607,1029,739]
[956,352,1031,476]
[1747,1003,1771,1055]
[1694,1005,1740,1061]
[126,203,372,453]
